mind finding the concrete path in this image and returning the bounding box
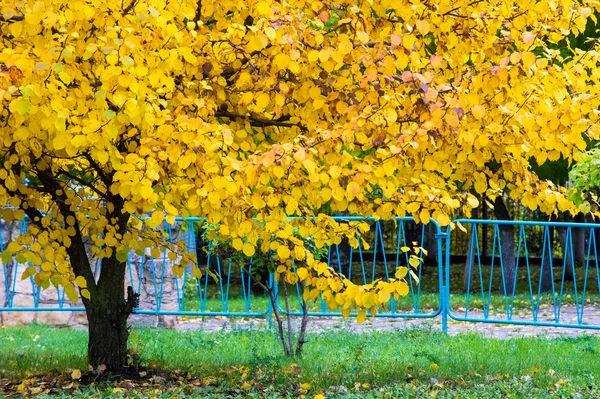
[175,305,600,339]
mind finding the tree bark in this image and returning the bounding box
[85,254,137,370]
[494,197,516,296]
[557,226,574,282]
[423,223,438,264]
[295,282,309,357]
[328,238,351,277]
[573,213,586,267]
[539,225,555,292]
[463,225,476,293]
[463,205,479,293]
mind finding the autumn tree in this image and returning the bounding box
[1,0,600,369]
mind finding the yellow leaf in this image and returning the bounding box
[471,105,486,119]
[255,93,270,109]
[256,1,271,15]
[74,276,87,288]
[356,31,369,44]
[434,212,451,226]
[474,179,487,194]
[415,20,430,35]
[419,209,430,224]
[378,289,391,303]
[346,181,360,200]
[65,285,79,302]
[71,369,82,380]
[356,309,367,324]
[273,53,291,70]
[395,266,408,279]
[297,267,308,280]
[467,197,479,208]
[409,257,420,268]
[53,135,67,150]
[277,246,291,259]
[21,266,37,280]
[81,289,90,299]
[522,51,536,67]
[140,186,153,199]
[243,243,255,257]
[192,267,202,279]
[232,238,244,251]
[293,246,305,260]
[15,99,31,115]
[395,280,409,296]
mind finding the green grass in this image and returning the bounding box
[2,324,600,397]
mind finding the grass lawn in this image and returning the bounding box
[1,324,600,398]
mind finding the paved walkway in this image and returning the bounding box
[175,305,600,339]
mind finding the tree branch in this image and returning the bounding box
[0,14,24,23]
[295,281,309,357]
[194,0,202,22]
[83,152,112,188]
[122,0,137,16]
[125,286,140,315]
[58,169,108,200]
[35,169,99,293]
[214,110,306,131]
[241,266,291,356]
[442,0,486,17]
[281,273,294,356]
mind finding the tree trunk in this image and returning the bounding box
[329,238,351,277]
[424,223,438,264]
[494,197,516,296]
[84,254,136,370]
[557,226,574,282]
[539,225,555,292]
[463,225,476,293]
[573,213,586,267]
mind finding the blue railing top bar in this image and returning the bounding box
[454,218,600,228]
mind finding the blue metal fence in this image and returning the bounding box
[3,216,600,333]
[445,219,600,331]
[275,217,443,319]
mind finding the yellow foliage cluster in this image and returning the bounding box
[0,0,598,317]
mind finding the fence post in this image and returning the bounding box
[435,228,450,334]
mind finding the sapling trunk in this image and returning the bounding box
[242,266,291,356]
[295,281,309,357]
[281,273,294,355]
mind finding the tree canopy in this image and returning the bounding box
[1,0,600,366]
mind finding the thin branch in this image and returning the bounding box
[194,0,202,22]
[58,169,109,200]
[122,0,137,16]
[281,274,294,356]
[325,21,351,35]
[295,281,309,357]
[442,0,486,17]
[215,110,306,131]
[83,152,112,187]
[241,266,291,356]
[0,14,24,22]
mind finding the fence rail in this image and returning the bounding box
[3,216,600,333]
[446,219,600,331]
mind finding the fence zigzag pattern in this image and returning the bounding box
[3,217,600,332]
[446,219,600,331]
